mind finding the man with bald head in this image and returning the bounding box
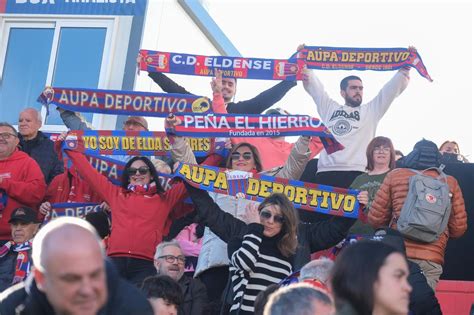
[0,217,153,314]
[18,108,63,184]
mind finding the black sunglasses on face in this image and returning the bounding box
[259,210,285,224]
[127,166,150,176]
[231,152,253,161]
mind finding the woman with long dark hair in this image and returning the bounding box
[227,193,298,314]
[64,150,190,286]
[331,241,412,315]
[169,120,312,313]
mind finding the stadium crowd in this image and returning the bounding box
[0,45,469,315]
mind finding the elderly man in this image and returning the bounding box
[18,108,63,184]
[0,122,46,244]
[154,241,207,315]
[0,207,40,292]
[0,217,153,314]
[263,283,334,315]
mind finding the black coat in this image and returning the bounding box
[186,183,354,271]
[0,252,17,293]
[178,275,208,315]
[148,72,297,115]
[0,260,153,315]
[19,131,63,184]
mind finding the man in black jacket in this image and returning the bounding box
[18,108,63,184]
[0,217,153,315]
[148,72,296,114]
[154,241,208,315]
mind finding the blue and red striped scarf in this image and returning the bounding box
[0,241,32,284]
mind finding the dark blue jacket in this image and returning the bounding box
[19,131,63,184]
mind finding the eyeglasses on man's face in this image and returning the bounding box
[157,255,186,264]
[0,133,17,140]
[127,166,150,176]
[231,152,253,161]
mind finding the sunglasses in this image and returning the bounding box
[127,166,150,176]
[259,210,285,224]
[231,152,253,161]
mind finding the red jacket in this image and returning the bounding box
[66,150,189,261]
[0,150,46,240]
[45,166,103,204]
[368,168,467,265]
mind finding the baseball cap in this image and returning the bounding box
[9,206,41,224]
[265,108,291,116]
[124,116,149,130]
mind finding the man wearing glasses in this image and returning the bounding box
[154,241,208,315]
[0,123,46,245]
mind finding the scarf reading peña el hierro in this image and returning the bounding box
[139,46,432,81]
[167,113,344,154]
[61,130,227,157]
[37,87,212,117]
[174,163,361,219]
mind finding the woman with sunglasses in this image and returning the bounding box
[349,136,396,235]
[185,183,355,314]
[227,193,297,314]
[168,119,354,314]
[63,149,191,286]
[167,114,312,313]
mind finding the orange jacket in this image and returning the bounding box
[368,168,467,265]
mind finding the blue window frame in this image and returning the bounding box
[0,27,54,122]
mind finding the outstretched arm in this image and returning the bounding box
[302,214,355,253]
[185,183,246,242]
[58,108,92,130]
[264,136,311,180]
[148,72,194,95]
[227,80,297,114]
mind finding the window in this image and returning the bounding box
[0,16,131,131]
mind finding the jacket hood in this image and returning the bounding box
[396,139,442,170]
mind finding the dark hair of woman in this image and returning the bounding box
[225,142,264,172]
[121,156,164,194]
[366,136,396,171]
[259,193,299,257]
[330,241,399,315]
[141,275,183,306]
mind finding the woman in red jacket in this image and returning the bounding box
[65,149,189,286]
